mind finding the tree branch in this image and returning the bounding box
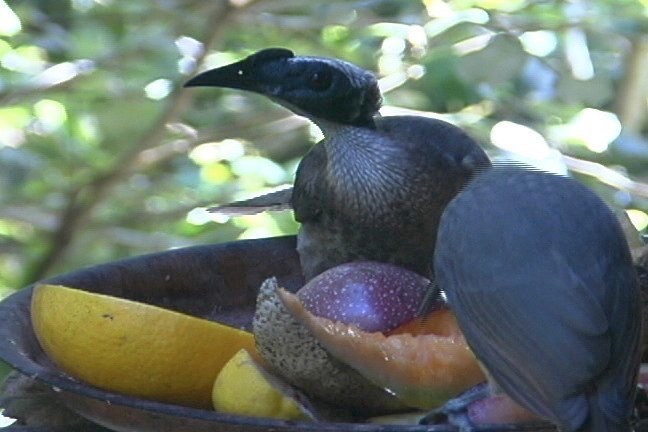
[615,35,648,133]
[22,0,259,285]
[562,154,648,198]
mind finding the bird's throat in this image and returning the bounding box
[319,121,407,214]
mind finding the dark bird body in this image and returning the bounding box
[292,114,490,278]
[434,167,642,431]
[186,48,490,280]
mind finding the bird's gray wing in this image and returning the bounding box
[437,245,611,429]
[208,187,293,216]
[376,116,491,174]
[436,167,642,430]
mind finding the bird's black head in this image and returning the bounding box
[185,48,382,127]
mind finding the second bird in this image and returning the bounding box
[185,48,491,280]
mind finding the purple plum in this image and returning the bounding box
[296,261,431,332]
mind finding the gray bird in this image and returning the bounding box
[430,166,642,431]
[185,48,490,281]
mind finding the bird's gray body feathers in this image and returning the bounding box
[435,167,641,431]
[293,115,489,280]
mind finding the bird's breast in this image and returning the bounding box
[323,131,417,219]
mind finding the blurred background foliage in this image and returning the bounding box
[1,0,648,299]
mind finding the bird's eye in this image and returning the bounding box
[307,70,332,91]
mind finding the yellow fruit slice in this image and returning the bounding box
[31,284,256,408]
[213,348,310,420]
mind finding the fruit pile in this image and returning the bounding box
[30,261,486,422]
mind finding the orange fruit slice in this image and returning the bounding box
[279,288,485,409]
[31,284,256,408]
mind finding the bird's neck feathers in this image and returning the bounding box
[317,119,408,211]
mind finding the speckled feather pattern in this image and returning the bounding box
[293,115,491,280]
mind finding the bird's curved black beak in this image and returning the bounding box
[184,48,294,92]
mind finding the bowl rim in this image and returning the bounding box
[0,237,555,432]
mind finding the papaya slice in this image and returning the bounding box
[278,288,486,409]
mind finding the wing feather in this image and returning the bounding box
[433,168,640,429]
[208,187,293,216]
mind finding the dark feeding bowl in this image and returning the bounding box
[0,236,555,432]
